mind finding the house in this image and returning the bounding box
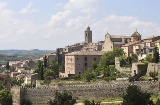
[60,51,106,77]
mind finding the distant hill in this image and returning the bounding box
[0,49,54,65]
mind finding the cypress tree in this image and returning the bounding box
[153,45,159,63]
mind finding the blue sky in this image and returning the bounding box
[0,0,160,50]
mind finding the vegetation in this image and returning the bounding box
[153,45,159,63]
[84,100,101,105]
[0,49,53,65]
[122,85,153,105]
[47,91,77,105]
[0,89,12,105]
[149,71,158,81]
[21,99,32,105]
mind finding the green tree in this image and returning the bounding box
[131,54,138,63]
[145,55,153,63]
[6,61,10,70]
[82,69,96,82]
[21,99,32,105]
[51,91,76,105]
[91,61,98,70]
[43,55,48,68]
[153,45,159,63]
[155,98,160,105]
[40,64,44,80]
[99,48,125,68]
[49,61,60,78]
[0,89,12,105]
[84,100,101,105]
[149,71,158,81]
[122,85,153,105]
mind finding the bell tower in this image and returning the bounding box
[85,26,92,43]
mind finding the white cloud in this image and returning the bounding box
[19,2,38,14]
[64,0,99,13]
[47,10,71,27]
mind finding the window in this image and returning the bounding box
[77,58,79,60]
[85,62,87,67]
[79,72,81,74]
[85,57,87,61]
[86,33,87,37]
[94,58,96,61]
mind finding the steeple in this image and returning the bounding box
[85,26,92,43]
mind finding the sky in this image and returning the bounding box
[0,0,160,50]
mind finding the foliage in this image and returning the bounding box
[122,85,153,105]
[43,55,48,68]
[21,99,32,105]
[48,91,76,105]
[153,45,159,63]
[149,71,158,81]
[81,69,96,82]
[131,54,138,63]
[0,81,5,90]
[155,98,160,105]
[145,55,153,63]
[0,89,12,105]
[48,61,60,78]
[99,48,125,68]
[84,100,101,105]
[91,61,98,70]
[137,63,148,76]
[6,61,10,70]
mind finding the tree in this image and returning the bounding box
[149,71,158,81]
[40,64,44,80]
[51,91,76,105]
[99,48,125,68]
[0,89,12,105]
[145,55,153,63]
[155,98,160,105]
[153,45,159,63]
[43,55,48,68]
[91,61,98,70]
[21,99,32,105]
[6,61,10,70]
[122,85,153,105]
[131,54,138,63]
[84,100,101,105]
[82,69,96,82]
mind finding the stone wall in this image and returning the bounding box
[12,81,159,105]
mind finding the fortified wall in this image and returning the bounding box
[11,81,159,105]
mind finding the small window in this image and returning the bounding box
[85,62,87,67]
[94,58,96,61]
[85,57,87,61]
[77,58,79,60]
[79,72,81,74]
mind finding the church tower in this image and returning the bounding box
[85,26,92,43]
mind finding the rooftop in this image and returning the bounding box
[131,31,141,37]
[65,51,106,56]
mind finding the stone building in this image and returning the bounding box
[102,32,131,51]
[60,51,106,77]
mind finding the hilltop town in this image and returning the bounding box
[1,26,160,105]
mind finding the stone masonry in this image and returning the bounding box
[12,81,159,105]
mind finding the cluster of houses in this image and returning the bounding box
[1,26,160,86]
[0,60,38,87]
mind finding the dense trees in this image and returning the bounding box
[99,48,125,68]
[122,85,153,105]
[47,91,77,105]
[0,89,12,105]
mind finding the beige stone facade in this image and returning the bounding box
[102,32,131,51]
[60,51,106,77]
